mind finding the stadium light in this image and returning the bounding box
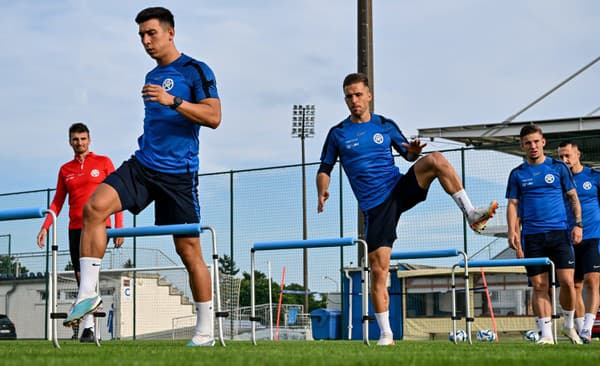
[0,234,11,275]
[323,275,339,292]
[291,104,316,312]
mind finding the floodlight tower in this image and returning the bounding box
[291,104,316,312]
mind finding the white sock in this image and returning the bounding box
[452,189,474,217]
[375,311,392,336]
[535,317,542,332]
[582,313,596,333]
[82,314,94,330]
[539,317,552,339]
[77,257,101,302]
[562,309,575,329]
[574,317,584,333]
[194,300,213,338]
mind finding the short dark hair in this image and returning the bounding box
[343,73,369,89]
[69,122,89,135]
[519,124,543,139]
[135,7,174,28]
[558,140,578,149]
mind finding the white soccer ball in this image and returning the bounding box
[449,329,466,342]
[524,330,540,343]
[476,329,496,342]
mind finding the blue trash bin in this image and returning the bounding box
[310,308,341,340]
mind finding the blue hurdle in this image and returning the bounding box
[106,224,227,347]
[0,207,60,348]
[391,248,470,344]
[455,257,557,344]
[250,237,370,345]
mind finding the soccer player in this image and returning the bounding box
[63,7,222,347]
[506,125,582,344]
[557,141,600,343]
[36,122,123,342]
[316,72,498,346]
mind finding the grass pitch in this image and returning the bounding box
[1,339,599,366]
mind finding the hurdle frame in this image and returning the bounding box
[105,224,228,346]
[390,248,470,344]
[454,257,557,344]
[250,237,370,345]
[0,207,59,347]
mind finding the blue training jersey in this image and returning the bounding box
[566,167,600,239]
[135,53,219,174]
[319,114,409,211]
[506,157,575,235]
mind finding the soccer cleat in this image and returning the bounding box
[579,329,592,344]
[80,328,95,343]
[468,200,499,233]
[562,327,583,344]
[186,335,215,347]
[535,336,555,345]
[376,333,395,346]
[63,296,102,327]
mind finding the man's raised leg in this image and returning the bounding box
[64,183,122,327]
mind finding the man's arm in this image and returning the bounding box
[506,199,524,258]
[566,188,583,244]
[316,172,331,213]
[37,171,68,248]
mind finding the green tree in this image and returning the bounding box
[123,258,134,268]
[218,254,239,276]
[0,255,29,275]
[281,283,327,312]
[64,261,74,271]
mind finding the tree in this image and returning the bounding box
[218,254,239,276]
[0,255,29,275]
[64,261,74,271]
[123,258,134,268]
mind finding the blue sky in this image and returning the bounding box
[0,0,598,193]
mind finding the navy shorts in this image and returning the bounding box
[104,156,200,237]
[574,238,600,280]
[364,166,428,253]
[522,230,574,277]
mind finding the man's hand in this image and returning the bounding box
[571,226,582,245]
[317,191,329,213]
[36,228,47,249]
[401,139,427,155]
[142,84,174,106]
[508,231,524,259]
[113,237,125,248]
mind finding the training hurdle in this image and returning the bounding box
[455,257,557,344]
[250,237,370,345]
[391,248,470,343]
[104,224,228,346]
[0,207,59,347]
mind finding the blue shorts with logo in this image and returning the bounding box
[104,156,200,238]
[522,230,574,277]
[364,166,428,253]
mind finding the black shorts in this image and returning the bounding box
[523,230,574,277]
[104,156,200,237]
[364,166,428,253]
[574,238,600,280]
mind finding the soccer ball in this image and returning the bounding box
[524,330,540,343]
[476,329,496,342]
[449,329,466,342]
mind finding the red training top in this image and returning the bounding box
[42,152,123,230]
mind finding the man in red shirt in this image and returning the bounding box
[37,123,124,342]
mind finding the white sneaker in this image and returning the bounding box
[562,327,583,344]
[536,336,555,345]
[467,201,498,233]
[376,333,394,346]
[579,329,592,344]
[186,335,215,347]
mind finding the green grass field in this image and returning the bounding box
[1,339,599,366]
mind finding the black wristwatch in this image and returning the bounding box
[575,221,584,228]
[170,96,183,109]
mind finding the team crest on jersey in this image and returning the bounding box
[162,78,174,91]
[90,169,100,178]
[583,181,592,190]
[544,174,555,184]
[373,133,384,144]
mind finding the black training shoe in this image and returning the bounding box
[80,328,96,343]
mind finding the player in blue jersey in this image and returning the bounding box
[64,7,222,347]
[558,141,600,343]
[506,125,582,344]
[317,73,498,346]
